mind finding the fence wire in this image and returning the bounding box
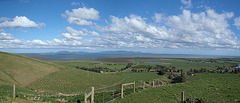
[94,82,122,103]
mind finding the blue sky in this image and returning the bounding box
[0,0,240,55]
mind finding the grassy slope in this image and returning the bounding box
[28,68,123,94]
[0,52,61,87]
[0,52,125,94]
[114,73,240,103]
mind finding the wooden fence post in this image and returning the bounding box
[143,81,145,89]
[84,93,87,103]
[153,80,154,87]
[91,87,94,103]
[85,87,94,103]
[133,81,135,93]
[13,84,15,100]
[149,80,151,87]
[121,82,135,99]
[121,84,124,98]
[181,91,184,103]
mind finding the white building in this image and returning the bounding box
[237,64,240,68]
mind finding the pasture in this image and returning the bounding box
[1,52,240,102]
[48,60,128,71]
[114,73,240,103]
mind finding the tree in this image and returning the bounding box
[168,75,174,79]
[157,70,165,75]
[180,72,186,82]
[171,72,186,83]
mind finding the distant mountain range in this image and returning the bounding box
[20,50,240,60]
[53,50,146,55]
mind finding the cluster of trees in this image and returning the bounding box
[187,59,217,63]
[106,63,117,66]
[187,66,240,75]
[131,65,178,72]
[168,72,186,83]
[121,63,133,71]
[75,63,134,73]
[75,66,114,73]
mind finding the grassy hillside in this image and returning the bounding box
[27,68,123,94]
[114,74,240,103]
[0,52,127,94]
[0,52,61,86]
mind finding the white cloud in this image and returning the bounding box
[0,17,11,21]
[0,29,4,32]
[100,15,148,33]
[65,7,99,20]
[0,16,45,28]
[71,2,80,6]
[0,32,14,40]
[0,30,98,49]
[60,27,100,41]
[234,17,240,30]
[166,9,237,48]
[62,33,83,40]
[90,31,100,36]
[95,14,172,48]
[180,0,192,9]
[67,17,93,26]
[152,13,163,23]
[31,39,48,45]
[65,27,87,36]
[64,7,99,26]
[95,9,239,49]
[1,9,239,51]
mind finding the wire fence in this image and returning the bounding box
[94,83,122,103]
[0,84,85,102]
[0,80,168,102]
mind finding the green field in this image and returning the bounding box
[49,58,240,72]
[0,52,240,102]
[27,68,123,94]
[132,58,239,71]
[48,60,128,71]
[114,73,240,103]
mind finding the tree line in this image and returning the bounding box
[187,66,240,75]
[75,66,114,73]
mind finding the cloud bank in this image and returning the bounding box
[0,5,239,51]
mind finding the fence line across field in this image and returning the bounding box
[1,80,168,103]
[85,82,123,103]
[96,82,122,103]
[94,82,122,91]
[84,81,136,103]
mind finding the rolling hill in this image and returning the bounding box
[0,51,61,86]
[0,51,123,94]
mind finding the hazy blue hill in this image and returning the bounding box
[97,50,145,54]
[20,51,240,60]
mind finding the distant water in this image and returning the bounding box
[143,62,170,64]
[21,53,240,60]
